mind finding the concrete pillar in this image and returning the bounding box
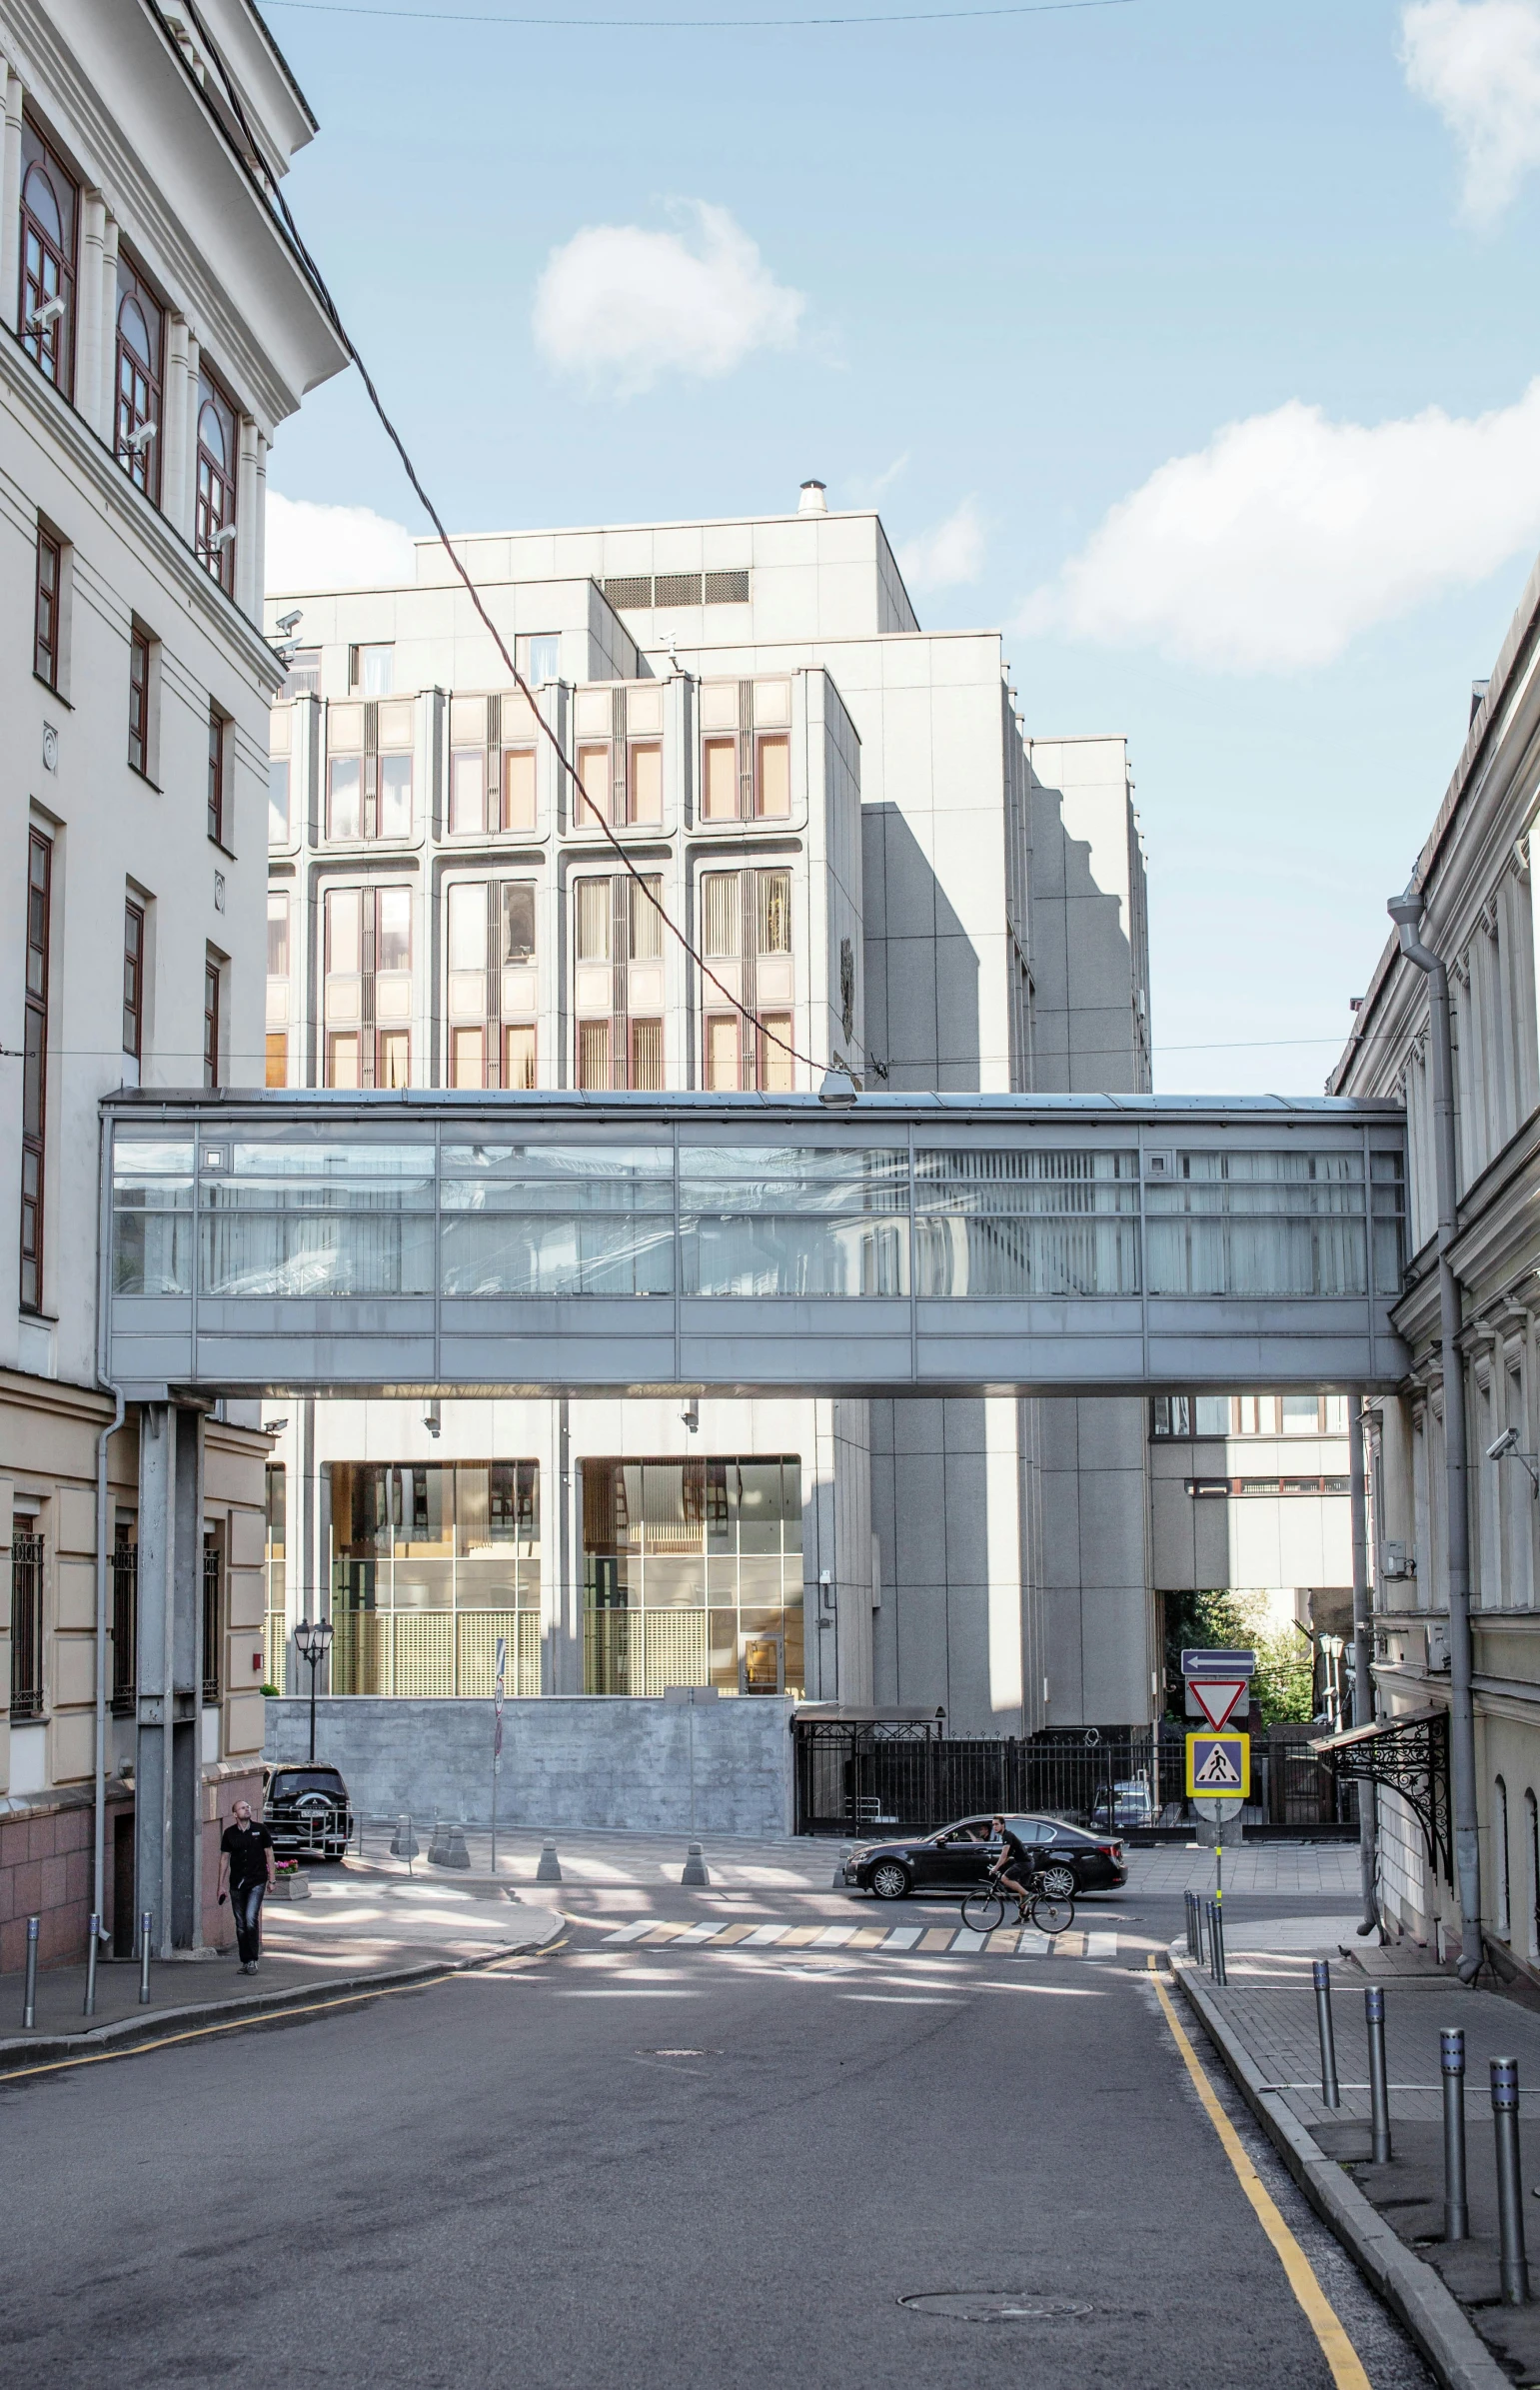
[136,1403,206,1954]
[97,215,119,435]
[236,412,259,616]
[0,71,23,334]
[77,194,107,438]
[161,318,189,530]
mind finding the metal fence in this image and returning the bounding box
[792,1717,1357,1836]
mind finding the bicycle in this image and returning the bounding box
[960,1866,1075,1937]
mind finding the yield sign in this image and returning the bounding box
[1189,1677,1246,1729]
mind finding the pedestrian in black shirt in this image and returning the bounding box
[217,1798,276,1973]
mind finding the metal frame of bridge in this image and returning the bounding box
[101,1088,1409,1400]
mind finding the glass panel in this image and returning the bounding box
[504,748,537,832]
[452,1027,485,1089]
[448,882,487,972]
[377,888,411,972]
[527,635,560,683]
[705,1016,740,1091]
[326,1034,360,1089]
[913,1149,1139,1298]
[450,749,485,836]
[267,894,289,978]
[702,737,738,820]
[378,1032,410,1090]
[577,744,609,826]
[327,756,361,841]
[1145,1153,1367,1297]
[756,734,790,818]
[502,883,536,963]
[758,872,790,955]
[576,880,611,962]
[630,875,663,962]
[268,758,290,846]
[702,873,740,957]
[506,1025,537,1089]
[760,1017,794,1093]
[358,644,393,697]
[577,1020,610,1090]
[1194,1395,1231,1434]
[629,744,663,824]
[378,752,412,839]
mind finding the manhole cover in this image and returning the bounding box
[899,2292,1093,2323]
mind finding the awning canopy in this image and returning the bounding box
[1312,1704,1449,1881]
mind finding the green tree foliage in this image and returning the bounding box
[1163,1589,1316,1725]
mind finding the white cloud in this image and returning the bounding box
[1401,0,1540,224]
[896,497,985,592]
[1019,381,1540,673]
[531,202,803,398]
[266,494,416,593]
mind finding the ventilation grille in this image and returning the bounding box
[601,571,752,611]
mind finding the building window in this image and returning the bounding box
[576,878,611,963]
[10,1526,45,1720]
[506,1024,537,1089]
[758,869,790,956]
[283,649,321,699]
[34,525,61,689]
[195,373,237,592]
[114,256,164,502]
[265,1466,287,1694]
[19,119,77,398]
[326,1033,359,1089]
[203,1534,223,1704]
[756,733,790,819]
[21,832,50,1312]
[203,957,222,1090]
[702,736,738,823]
[349,643,394,696]
[207,709,227,845]
[504,745,537,833]
[129,627,152,776]
[450,748,485,837]
[702,871,741,960]
[759,1017,793,1092]
[705,1015,740,1091]
[123,900,145,1062]
[630,1018,664,1091]
[266,892,289,1088]
[269,707,291,845]
[378,722,414,841]
[628,743,663,826]
[503,882,536,966]
[327,707,363,841]
[577,1019,611,1090]
[452,1026,485,1090]
[576,743,610,828]
[580,1456,803,1698]
[520,634,561,684]
[266,1035,288,1089]
[328,1459,542,1697]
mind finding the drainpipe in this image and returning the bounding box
[1348,1392,1378,1935]
[1386,886,1480,1978]
[93,1385,126,1938]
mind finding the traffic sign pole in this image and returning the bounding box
[491,1634,507,1878]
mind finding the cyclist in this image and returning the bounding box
[989,1813,1045,1918]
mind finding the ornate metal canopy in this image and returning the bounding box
[1312,1704,1450,1882]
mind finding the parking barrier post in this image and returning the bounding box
[1366,1986,1393,2164]
[1491,2059,1530,2304]
[84,1914,100,2018]
[1312,1960,1340,2108]
[22,1915,39,2027]
[1441,2027,1468,2241]
[138,1910,153,2003]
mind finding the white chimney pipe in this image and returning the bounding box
[798,479,827,515]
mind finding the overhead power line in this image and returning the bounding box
[182,0,828,1083]
[260,0,1134,32]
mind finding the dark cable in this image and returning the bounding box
[176,0,828,1081]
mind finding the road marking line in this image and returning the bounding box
[951,1929,988,1953]
[1145,1958,1371,2390]
[742,1923,789,1945]
[812,1925,857,1947]
[1086,1932,1118,1960]
[849,1926,890,1947]
[712,1923,762,1944]
[601,1921,659,1944]
[882,1926,923,1948]
[777,1926,826,1946]
[672,1922,729,1943]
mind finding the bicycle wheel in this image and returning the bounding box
[960,1889,1007,1933]
[1029,1890,1075,1936]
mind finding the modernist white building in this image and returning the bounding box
[0,0,345,1966]
[263,488,1170,1741]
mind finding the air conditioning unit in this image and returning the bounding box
[1380,1541,1415,1580]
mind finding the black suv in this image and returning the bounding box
[262,1763,354,1862]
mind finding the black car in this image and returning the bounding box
[262,1763,354,1862]
[843,1812,1128,1901]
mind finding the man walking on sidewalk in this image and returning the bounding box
[217,1798,276,1974]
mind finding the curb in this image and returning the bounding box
[0,1912,565,2075]
[1173,1958,1508,2390]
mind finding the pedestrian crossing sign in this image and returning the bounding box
[1185,1731,1250,1797]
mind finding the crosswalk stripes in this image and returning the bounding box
[595,1917,1120,1961]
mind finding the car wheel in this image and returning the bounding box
[869,1861,910,1900]
[1041,1863,1076,1899]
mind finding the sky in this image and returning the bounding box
[255,0,1540,1095]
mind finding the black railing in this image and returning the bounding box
[111,1535,137,1717]
[10,1530,44,1720]
[793,1716,1357,1836]
[202,1538,222,1704]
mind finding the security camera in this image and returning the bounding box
[208,524,237,551]
[1487,1426,1520,1461]
[121,420,157,456]
[275,609,303,636]
[26,295,65,332]
[681,1398,700,1434]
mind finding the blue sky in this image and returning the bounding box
[257,0,1540,1093]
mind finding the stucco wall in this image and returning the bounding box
[264,1693,796,1837]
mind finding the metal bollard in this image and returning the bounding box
[1312,1960,1340,2108]
[536,1837,563,1883]
[832,1843,851,1890]
[1207,1897,1227,1986]
[22,1915,39,2028]
[1441,2027,1468,2242]
[1491,2058,1531,2304]
[138,1910,153,2004]
[84,1913,100,2018]
[682,1841,710,1887]
[1365,1986,1393,2165]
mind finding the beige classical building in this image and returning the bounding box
[0,0,344,1967]
[1335,558,1540,1970]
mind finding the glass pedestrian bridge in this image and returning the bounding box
[101,1090,1409,1399]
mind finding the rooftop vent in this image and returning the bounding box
[798,480,827,515]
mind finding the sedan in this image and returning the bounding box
[842,1813,1128,1901]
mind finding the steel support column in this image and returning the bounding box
[135,1402,205,1954]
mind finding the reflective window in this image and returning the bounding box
[330,1459,541,1697]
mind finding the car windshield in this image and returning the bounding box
[271,1770,345,1796]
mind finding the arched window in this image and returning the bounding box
[19,122,78,396]
[195,373,237,593]
[1496,1774,1511,1939]
[114,259,164,503]
[1526,1790,1539,1962]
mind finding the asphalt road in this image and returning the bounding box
[3,1885,1430,2389]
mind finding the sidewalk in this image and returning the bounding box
[1174,1921,1540,2387]
[0,1864,562,2072]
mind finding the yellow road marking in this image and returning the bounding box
[849,1926,889,1948]
[0,1942,568,2087]
[1146,1957,1371,2390]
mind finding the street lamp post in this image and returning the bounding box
[294,1616,334,1764]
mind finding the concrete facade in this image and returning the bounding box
[0,0,344,1963]
[262,488,1159,1781]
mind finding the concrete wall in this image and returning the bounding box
[265,1692,796,1838]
